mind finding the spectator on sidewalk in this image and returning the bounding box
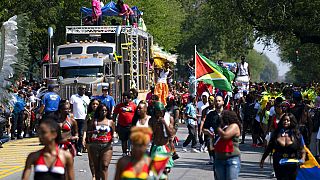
[38,83,61,121]
[11,91,26,140]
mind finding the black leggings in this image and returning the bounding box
[273,156,298,180]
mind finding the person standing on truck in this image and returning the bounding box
[70,85,90,156]
[235,55,251,92]
[97,84,115,118]
[92,0,102,26]
[38,83,61,122]
[117,0,136,26]
[155,62,173,106]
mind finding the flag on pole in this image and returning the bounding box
[195,51,234,92]
[42,53,49,62]
[296,137,320,180]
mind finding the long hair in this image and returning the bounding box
[94,103,110,120]
[221,110,241,133]
[87,99,101,114]
[270,113,303,153]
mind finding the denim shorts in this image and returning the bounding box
[215,156,241,180]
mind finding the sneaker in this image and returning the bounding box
[191,148,200,153]
[200,145,205,152]
[203,146,208,153]
[172,152,180,160]
[182,147,188,152]
[122,153,127,157]
[0,142,3,148]
[77,152,83,156]
[206,161,214,165]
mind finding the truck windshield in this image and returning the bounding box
[87,46,113,54]
[58,47,83,55]
[61,66,102,78]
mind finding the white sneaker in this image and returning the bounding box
[77,152,83,156]
[204,146,208,153]
[182,147,188,152]
[191,148,200,153]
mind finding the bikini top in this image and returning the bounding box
[90,119,112,143]
[34,145,65,180]
[61,115,72,132]
[121,157,149,180]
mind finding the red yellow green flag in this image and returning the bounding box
[196,51,233,92]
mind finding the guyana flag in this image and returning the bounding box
[196,51,234,92]
[148,152,171,179]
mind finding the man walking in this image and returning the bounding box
[197,92,209,152]
[114,92,136,156]
[97,83,115,117]
[182,95,200,153]
[70,85,90,156]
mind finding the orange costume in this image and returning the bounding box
[155,69,170,106]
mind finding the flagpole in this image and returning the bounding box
[194,45,197,97]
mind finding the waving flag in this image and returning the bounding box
[195,51,234,92]
[297,137,320,180]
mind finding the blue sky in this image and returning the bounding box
[253,41,291,77]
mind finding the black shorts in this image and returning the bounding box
[117,125,131,141]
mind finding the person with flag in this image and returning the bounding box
[260,113,306,180]
[149,102,175,179]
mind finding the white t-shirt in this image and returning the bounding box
[254,102,261,122]
[70,94,90,119]
[197,101,209,123]
[269,106,276,117]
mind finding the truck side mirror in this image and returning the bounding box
[109,53,115,61]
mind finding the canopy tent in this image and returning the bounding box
[80,1,142,17]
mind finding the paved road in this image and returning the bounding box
[1,125,275,180]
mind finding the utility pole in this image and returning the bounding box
[48,27,53,79]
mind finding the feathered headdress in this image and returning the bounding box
[0,16,18,107]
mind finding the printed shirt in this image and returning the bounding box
[185,103,197,125]
[114,102,137,127]
[42,92,61,112]
[70,94,90,120]
[97,95,115,111]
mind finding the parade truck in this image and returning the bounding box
[42,25,153,102]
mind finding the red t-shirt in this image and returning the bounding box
[114,102,137,127]
[181,93,189,106]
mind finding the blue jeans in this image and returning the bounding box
[0,134,9,144]
[215,156,241,180]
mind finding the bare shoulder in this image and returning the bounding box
[27,150,41,163]
[59,149,72,164]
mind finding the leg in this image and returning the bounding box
[76,119,85,153]
[241,121,248,143]
[121,140,128,154]
[17,111,24,138]
[190,124,197,148]
[182,124,192,147]
[226,156,241,180]
[11,113,17,139]
[87,145,96,180]
[215,159,226,180]
[89,144,102,179]
[100,147,113,180]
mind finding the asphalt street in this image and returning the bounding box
[1,125,275,180]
